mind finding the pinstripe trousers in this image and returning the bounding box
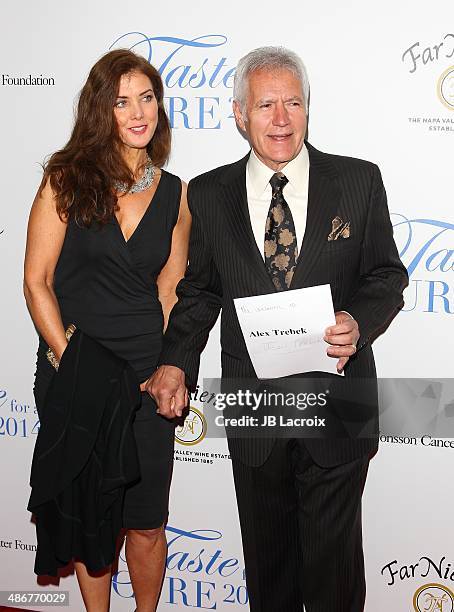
[231,439,369,611]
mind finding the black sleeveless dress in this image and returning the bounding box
[33,170,182,529]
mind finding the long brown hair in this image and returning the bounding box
[41,49,171,226]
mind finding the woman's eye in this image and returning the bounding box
[115,100,126,108]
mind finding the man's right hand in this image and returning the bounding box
[141,365,188,419]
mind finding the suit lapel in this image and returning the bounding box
[220,153,276,291]
[290,143,340,288]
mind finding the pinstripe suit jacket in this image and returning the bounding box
[159,142,408,467]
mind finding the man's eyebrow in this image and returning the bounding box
[255,97,275,104]
[254,95,303,105]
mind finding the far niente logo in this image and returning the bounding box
[414,583,454,612]
[175,406,207,446]
[438,66,454,110]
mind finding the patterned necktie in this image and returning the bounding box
[264,173,298,291]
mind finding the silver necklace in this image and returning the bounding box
[114,158,155,194]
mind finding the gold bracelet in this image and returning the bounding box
[46,324,76,371]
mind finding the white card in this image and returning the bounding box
[234,284,341,378]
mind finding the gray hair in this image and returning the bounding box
[233,46,310,113]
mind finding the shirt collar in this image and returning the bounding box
[246,143,309,197]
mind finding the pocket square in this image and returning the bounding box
[328,216,350,241]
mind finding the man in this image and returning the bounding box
[147,47,408,611]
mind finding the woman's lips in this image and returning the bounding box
[128,125,147,135]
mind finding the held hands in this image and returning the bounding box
[324,311,360,374]
[140,365,188,419]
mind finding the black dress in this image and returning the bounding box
[33,170,182,529]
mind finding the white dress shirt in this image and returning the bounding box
[246,144,310,259]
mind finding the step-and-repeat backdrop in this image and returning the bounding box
[1,1,453,610]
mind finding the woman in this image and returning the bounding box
[24,49,191,611]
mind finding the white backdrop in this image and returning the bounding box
[1,1,453,610]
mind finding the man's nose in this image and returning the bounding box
[273,102,290,126]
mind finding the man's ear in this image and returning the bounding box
[233,100,246,132]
